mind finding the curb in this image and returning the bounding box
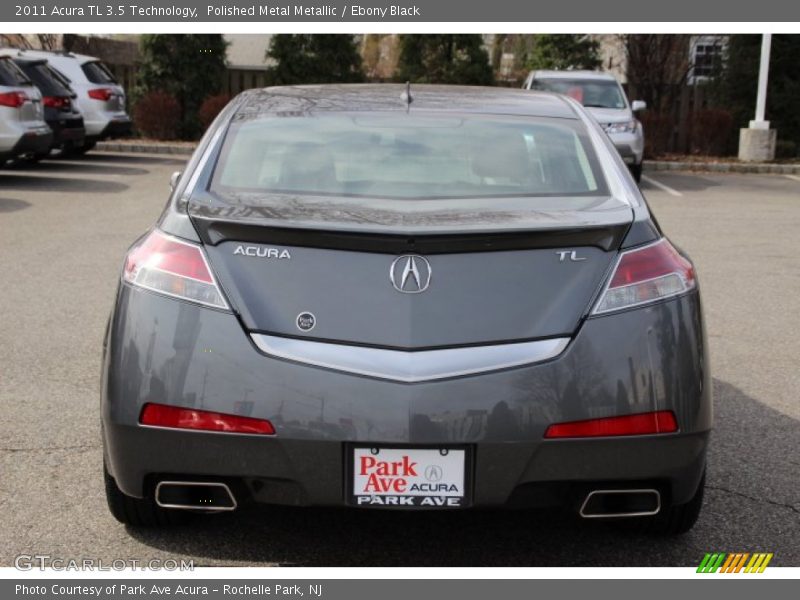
[96,141,196,156]
[94,141,800,174]
[645,160,800,175]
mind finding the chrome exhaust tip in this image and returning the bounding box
[155,481,237,512]
[579,489,661,518]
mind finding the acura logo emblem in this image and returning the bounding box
[389,255,432,294]
[424,465,443,482]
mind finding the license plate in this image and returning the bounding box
[349,446,469,508]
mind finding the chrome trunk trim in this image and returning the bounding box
[250,334,569,383]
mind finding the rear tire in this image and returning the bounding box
[67,140,96,157]
[25,153,47,163]
[10,153,46,166]
[630,162,643,183]
[620,471,705,536]
[55,141,79,158]
[104,463,190,527]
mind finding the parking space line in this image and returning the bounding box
[641,175,683,197]
[785,175,800,183]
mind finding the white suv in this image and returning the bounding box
[0,56,52,164]
[524,70,646,182]
[10,49,131,154]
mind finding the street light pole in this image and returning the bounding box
[738,33,776,161]
[752,33,771,128]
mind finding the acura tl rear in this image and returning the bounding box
[101,85,710,534]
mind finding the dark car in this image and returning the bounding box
[102,85,710,535]
[12,57,85,158]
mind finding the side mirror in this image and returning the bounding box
[631,100,647,112]
[169,170,182,192]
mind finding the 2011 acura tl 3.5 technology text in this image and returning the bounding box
[101,85,710,534]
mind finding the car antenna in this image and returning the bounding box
[401,81,413,112]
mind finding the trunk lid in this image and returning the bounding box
[192,192,632,349]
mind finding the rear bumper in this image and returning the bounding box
[48,117,86,148]
[84,113,132,139]
[90,116,131,141]
[102,286,711,509]
[0,127,53,161]
[105,423,708,508]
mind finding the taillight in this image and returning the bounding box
[123,229,229,310]
[593,238,696,314]
[140,403,275,435]
[544,411,678,438]
[88,87,113,101]
[43,96,70,109]
[0,91,27,108]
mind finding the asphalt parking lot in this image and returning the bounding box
[0,154,798,567]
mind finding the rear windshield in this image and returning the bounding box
[211,114,607,199]
[0,58,31,87]
[16,61,71,96]
[81,61,116,84]
[47,66,73,87]
[531,79,627,110]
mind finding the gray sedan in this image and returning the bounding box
[101,85,710,534]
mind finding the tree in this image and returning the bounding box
[525,35,601,71]
[265,35,364,85]
[34,34,61,50]
[135,35,228,139]
[618,35,695,156]
[395,35,494,85]
[0,34,59,50]
[710,35,800,155]
[490,34,508,73]
[620,35,693,114]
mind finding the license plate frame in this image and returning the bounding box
[346,444,473,509]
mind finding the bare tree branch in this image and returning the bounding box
[619,34,693,113]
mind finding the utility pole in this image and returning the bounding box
[753,34,771,126]
[738,34,776,162]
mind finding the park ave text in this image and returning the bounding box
[21,4,422,19]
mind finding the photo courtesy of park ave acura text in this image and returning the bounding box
[0,12,799,574]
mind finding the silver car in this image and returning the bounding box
[102,85,709,535]
[524,70,646,182]
[11,49,131,154]
[0,56,52,164]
